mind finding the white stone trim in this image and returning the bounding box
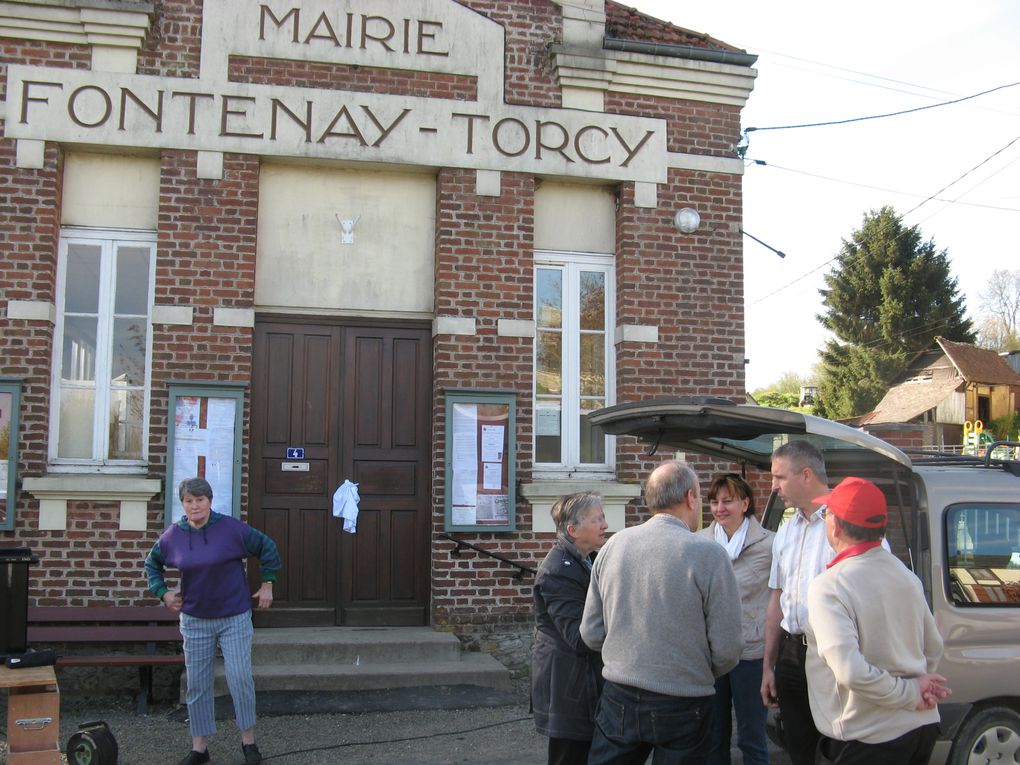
[0,2,152,52]
[24,475,162,531]
[615,324,659,344]
[551,45,756,108]
[667,151,745,176]
[197,151,224,180]
[559,0,606,48]
[633,181,657,208]
[521,479,641,533]
[152,304,194,326]
[6,299,55,323]
[475,169,501,197]
[497,319,536,338]
[213,307,255,328]
[16,139,45,169]
[432,316,477,337]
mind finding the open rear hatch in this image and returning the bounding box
[588,397,912,472]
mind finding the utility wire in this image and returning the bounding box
[745,81,1020,133]
[748,134,1020,306]
[747,160,1020,213]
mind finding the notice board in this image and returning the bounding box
[165,383,244,526]
[444,390,516,531]
[0,381,21,531]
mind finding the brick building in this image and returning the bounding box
[0,0,756,653]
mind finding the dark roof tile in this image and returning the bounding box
[605,2,743,52]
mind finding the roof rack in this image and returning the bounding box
[908,441,1020,475]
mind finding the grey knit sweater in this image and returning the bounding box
[581,513,742,697]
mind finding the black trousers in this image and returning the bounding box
[819,723,940,765]
[775,631,819,765]
[547,736,591,765]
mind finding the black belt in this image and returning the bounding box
[782,630,808,647]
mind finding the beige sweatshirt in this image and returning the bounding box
[806,546,943,744]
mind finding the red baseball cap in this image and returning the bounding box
[813,476,887,528]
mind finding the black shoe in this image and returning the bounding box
[242,743,262,765]
[177,750,210,765]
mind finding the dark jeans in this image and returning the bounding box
[819,723,940,765]
[548,736,592,765]
[708,659,769,765]
[588,680,714,765]
[775,632,819,765]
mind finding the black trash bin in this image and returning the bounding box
[0,546,38,657]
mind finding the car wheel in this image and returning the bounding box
[948,706,1020,765]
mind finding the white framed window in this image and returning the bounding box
[534,251,615,474]
[49,228,156,469]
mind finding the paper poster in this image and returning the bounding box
[171,395,236,523]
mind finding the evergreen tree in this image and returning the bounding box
[815,206,974,419]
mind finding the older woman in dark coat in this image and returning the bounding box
[531,491,608,765]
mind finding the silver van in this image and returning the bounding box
[589,398,1020,765]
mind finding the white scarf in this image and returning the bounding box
[713,516,750,561]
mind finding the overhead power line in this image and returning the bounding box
[745,80,1020,133]
[748,133,1020,307]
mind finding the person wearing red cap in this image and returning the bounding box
[805,476,950,765]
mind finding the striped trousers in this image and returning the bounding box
[180,610,256,737]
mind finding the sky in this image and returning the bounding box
[629,0,1020,392]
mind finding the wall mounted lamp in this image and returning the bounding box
[673,208,701,234]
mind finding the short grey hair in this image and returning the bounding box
[645,461,699,513]
[178,477,213,502]
[773,440,828,483]
[550,492,603,538]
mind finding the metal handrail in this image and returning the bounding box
[437,533,537,579]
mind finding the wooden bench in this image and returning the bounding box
[26,606,184,714]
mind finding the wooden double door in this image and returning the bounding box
[249,319,432,626]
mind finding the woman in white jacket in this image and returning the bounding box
[698,473,775,765]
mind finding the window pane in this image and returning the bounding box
[537,268,562,328]
[580,333,605,396]
[65,244,102,313]
[57,387,95,458]
[61,316,98,382]
[115,246,150,315]
[536,330,562,395]
[946,504,1020,606]
[108,388,144,460]
[579,398,606,464]
[111,318,147,386]
[536,401,562,463]
[579,271,605,330]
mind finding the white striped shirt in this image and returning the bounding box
[768,507,833,635]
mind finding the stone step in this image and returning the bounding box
[248,626,464,665]
[209,653,511,695]
[177,626,512,702]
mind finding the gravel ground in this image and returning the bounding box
[2,682,791,765]
[2,683,544,765]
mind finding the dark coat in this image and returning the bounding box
[531,536,604,741]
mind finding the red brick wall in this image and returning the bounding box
[1,2,753,628]
[431,168,541,630]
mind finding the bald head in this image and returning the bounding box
[646,461,701,525]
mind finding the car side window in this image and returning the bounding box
[945,503,1020,606]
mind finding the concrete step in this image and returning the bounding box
[178,626,511,702]
[249,626,464,665]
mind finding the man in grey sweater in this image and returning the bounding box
[581,460,743,764]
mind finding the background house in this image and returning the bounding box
[859,337,1020,447]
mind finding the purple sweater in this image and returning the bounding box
[145,511,281,619]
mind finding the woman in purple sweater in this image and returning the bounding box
[145,477,281,765]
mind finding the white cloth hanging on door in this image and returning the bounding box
[332,480,360,533]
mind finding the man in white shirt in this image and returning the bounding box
[759,440,832,765]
